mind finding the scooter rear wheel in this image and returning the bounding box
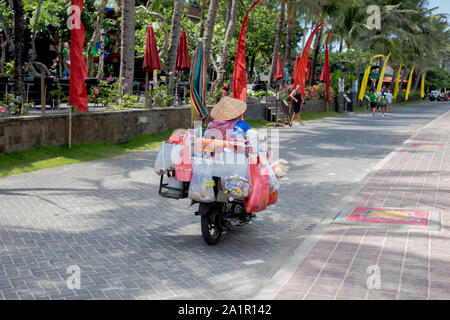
[201,212,222,245]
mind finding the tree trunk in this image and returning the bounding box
[268,0,286,89]
[212,0,238,92]
[283,0,297,69]
[0,36,7,75]
[97,28,105,80]
[119,0,136,94]
[28,0,43,69]
[167,0,184,98]
[0,9,13,52]
[309,26,323,85]
[412,70,422,93]
[224,0,232,32]
[199,0,207,38]
[249,54,256,83]
[284,0,295,72]
[301,8,309,50]
[202,0,219,66]
[391,63,399,91]
[12,0,25,108]
[87,1,106,78]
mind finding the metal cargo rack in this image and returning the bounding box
[158,170,189,200]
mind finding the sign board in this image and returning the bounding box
[284,68,290,81]
[338,78,345,93]
[259,73,269,82]
[353,80,359,92]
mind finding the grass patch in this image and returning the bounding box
[300,111,344,121]
[354,99,429,112]
[391,99,428,107]
[0,130,174,178]
[246,119,275,128]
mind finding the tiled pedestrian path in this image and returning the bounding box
[275,109,450,300]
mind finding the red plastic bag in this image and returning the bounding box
[268,189,278,206]
[168,129,187,144]
[245,155,270,213]
[175,132,192,182]
[264,151,279,206]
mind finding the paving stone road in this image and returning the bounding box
[0,101,449,300]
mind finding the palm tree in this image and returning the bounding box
[283,0,297,71]
[202,0,219,65]
[119,0,136,94]
[12,0,25,110]
[268,0,286,88]
[87,0,107,78]
[167,0,184,97]
[213,0,238,92]
[331,5,367,51]
[308,0,347,85]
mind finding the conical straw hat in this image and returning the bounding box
[210,96,247,121]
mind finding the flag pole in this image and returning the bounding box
[69,105,72,149]
[275,85,279,126]
[145,71,149,108]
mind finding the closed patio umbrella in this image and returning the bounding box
[274,53,284,81]
[175,30,190,105]
[142,25,161,107]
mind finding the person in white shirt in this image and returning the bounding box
[386,88,394,113]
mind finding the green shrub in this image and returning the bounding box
[151,85,174,107]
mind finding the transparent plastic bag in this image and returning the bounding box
[154,142,167,176]
[188,162,216,203]
[221,174,251,202]
[260,152,279,193]
[245,155,269,213]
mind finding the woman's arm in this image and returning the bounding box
[289,90,298,102]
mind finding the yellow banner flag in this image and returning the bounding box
[358,66,371,101]
[405,66,414,101]
[377,53,391,94]
[394,64,404,100]
[358,54,385,101]
[421,73,426,98]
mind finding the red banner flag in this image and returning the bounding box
[69,0,88,113]
[294,23,325,98]
[232,0,268,101]
[274,53,284,81]
[320,30,333,103]
[293,56,300,79]
[305,59,313,82]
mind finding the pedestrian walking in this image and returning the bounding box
[386,87,394,113]
[289,84,305,127]
[377,88,387,116]
[369,88,378,116]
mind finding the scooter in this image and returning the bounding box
[159,172,253,245]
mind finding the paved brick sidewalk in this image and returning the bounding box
[276,109,450,300]
[1,102,448,300]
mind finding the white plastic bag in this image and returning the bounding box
[272,159,289,179]
[154,142,167,176]
[260,153,279,193]
[188,162,216,203]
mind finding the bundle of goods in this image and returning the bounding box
[188,162,216,203]
[272,159,289,179]
[221,175,251,201]
[154,127,290,210]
